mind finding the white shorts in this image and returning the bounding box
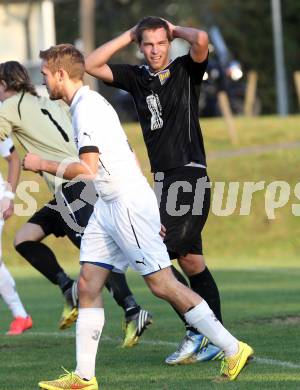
[80,185,171,276]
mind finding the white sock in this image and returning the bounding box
[184,300,238,357]
[75,308,105,380]
[0,262,27,318]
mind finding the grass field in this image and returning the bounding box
[1,267,300,389]
[0,115,300,389]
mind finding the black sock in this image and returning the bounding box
[188,267,223,324]
[15,241,73,291]
[171,265,198,333]
[105,272,140,316]
[56,272,74,293]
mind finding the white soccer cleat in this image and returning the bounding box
[165,330,209,365]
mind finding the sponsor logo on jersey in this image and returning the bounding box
[158,69,170,85]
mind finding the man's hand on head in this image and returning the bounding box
[22,153,42,173]
[161,18,176,40]
[130,25,138,43]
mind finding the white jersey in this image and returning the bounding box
[70,86,146,201]
[0,137,14,159]
[0,137,14,197]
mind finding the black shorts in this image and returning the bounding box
[154,166,210,259]
[28,180,97,248]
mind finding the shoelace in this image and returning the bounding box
[58,367,74,379]
[220,359,228,374]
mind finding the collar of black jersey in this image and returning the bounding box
[140,59,175,87]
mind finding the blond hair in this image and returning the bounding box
[39,44,85,81]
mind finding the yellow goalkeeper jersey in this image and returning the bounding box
[0,92,78,193]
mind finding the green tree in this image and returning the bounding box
[54,0,299,113]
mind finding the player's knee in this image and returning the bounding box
[77,275,101,300]
[77,276,90,296]
[149,284,164,299]
[14,229,27,247]
[14,223,44,247]
[148,282,169,300]
[179,254,206,275]
[146,268,177,299]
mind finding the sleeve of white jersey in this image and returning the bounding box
[0,137,14,158]
[76,98,110,155]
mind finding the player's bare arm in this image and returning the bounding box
[5,148,20,195]
[85,27,136,83]
[166,20,208,63]
[22,151,99,181]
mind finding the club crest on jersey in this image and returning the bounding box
[158,69,170,85]
[146,93,163,130]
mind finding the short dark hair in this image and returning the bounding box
[136,16,171,44]
[39,44,85,81]
[0,61,38,96]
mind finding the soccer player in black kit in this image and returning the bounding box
[86,16,224,364]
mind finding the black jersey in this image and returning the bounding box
[108,53,208,172]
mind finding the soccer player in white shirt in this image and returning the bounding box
[23,44,253,389]
[0,60,152,340]
[0,134,32,335]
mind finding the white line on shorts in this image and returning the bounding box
[14,331,300,369]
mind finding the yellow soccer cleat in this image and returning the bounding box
[219,341,254,381]
[60,280,79,330]
[39,369,98,390]
[59,304,78,330]
[122,309,153,348]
